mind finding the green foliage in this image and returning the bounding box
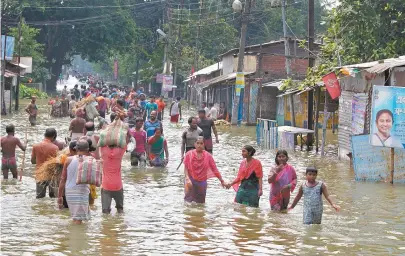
[19,84,48,99]
[9,23,48,83]
[247,0,327,44]
[282,0,405,92]
[325,0,405,64]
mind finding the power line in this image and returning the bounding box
[21,1,164,9]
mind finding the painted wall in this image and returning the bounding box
[283,91,339,129]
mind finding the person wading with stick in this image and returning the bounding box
[181,117,203,159]
[0,125,27,180]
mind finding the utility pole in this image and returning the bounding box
[231,0,251,125]
[162,0,171,98]
[192,0,202,108]
[2,29,8,115]
[281,0,295,127]
[173,0,184,100]
[15,11,22,110]
[307,0,315,149]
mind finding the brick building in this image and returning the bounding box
[186,39,320,124]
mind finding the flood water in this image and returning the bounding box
[1,99,405,255]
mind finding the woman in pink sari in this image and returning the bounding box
[268,150,297,211]
[226,145,263,207]
[183,136,226,203]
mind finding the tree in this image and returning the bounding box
[2,0,139,92]
[325,0,405,64]
[247,0,327,45]
[9,23,48,83]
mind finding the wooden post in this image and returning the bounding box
[390,147,395,184]
[321,90,329,156]
[289,94,295,126]
[315,87,321,152]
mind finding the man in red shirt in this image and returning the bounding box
[32,128,59,198]
[100,145,126,214]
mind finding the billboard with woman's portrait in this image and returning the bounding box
[370,85,405,149]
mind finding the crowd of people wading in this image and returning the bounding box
[1,79,339,225]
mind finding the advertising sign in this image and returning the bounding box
[1,36,15,60]
[322,72,341,100]
[162,75,173,92]
[156,73,164,83]
[351,93,367,135]
[235,72,245,96]
[370,86,405,149]
[351,134,405,182]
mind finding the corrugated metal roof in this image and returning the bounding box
[342,55,405,70]
[365,58,405,74]
[183,62,222,83]
[219,39,322,57]
[4,71,18,77]
[193,71,255,89]
[193,62,222,77]
[262,80,285,89]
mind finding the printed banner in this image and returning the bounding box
[113,59,118,80]
[235,72,245,97]
[370,86,405,149]
[351,93,367,135]
[1,35,15,60]
[322,72,341,99]
[162,75,173,92]
[351,135,405,182]
[156,73,164,83]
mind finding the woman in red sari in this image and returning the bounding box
[226,145,263,207]
[268,150,297,211]
[183,136,226,203]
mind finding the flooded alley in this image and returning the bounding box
[1,100,405,255]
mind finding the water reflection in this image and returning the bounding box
[99,218,125,256]
[231,206,265,254]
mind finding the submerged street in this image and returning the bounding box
[1,100,404,255]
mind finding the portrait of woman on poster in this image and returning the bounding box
[371,109,403,148]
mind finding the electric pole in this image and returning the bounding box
[307,0,315,149]
[231,0,251,125]
[282,0,295,127]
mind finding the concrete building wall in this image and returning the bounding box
[257,86,278,120]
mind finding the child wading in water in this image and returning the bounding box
[289,167,340,224]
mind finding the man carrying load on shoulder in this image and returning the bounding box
[32,128,59,198]
[98,115,131,214]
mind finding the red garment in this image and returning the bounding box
[100,146,126,191]
[170,114,179,123]
[232,158,263,191]
[183,150,222,182]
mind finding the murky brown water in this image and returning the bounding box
[1,99,405,255]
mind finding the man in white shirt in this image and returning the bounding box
[208,103,218,121]
[202,102,209,116]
